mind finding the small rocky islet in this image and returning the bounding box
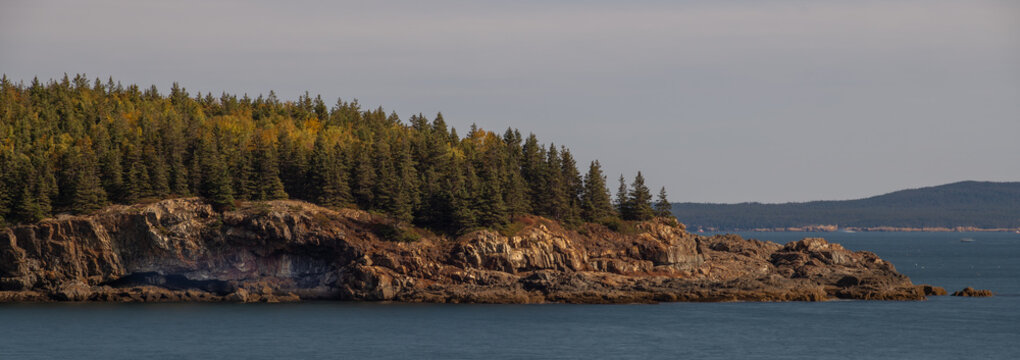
[0,198,982,304]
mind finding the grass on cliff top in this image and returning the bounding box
[371,223,424,243]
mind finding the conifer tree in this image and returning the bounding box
[391,140,418,222]
[198,136,234,210]
[0,156,11,225]
[249,133,287,201]
[521,134,546,210]
[372,140,399,214]
[309,134,351,209]
[627,172,655,221]
[655,186,673,217]
[450,161,478,231]
[581,161,614,221]
[502,128,529,215]
[351,144,376,210]
[559,147,583,224]
[615,174,629,217]
[278,132,308,199]
[143,144,171,198]
[69,147,108,214]
[542,144,567,218]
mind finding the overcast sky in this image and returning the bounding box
[2,0,1018,203]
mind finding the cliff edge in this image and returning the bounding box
[0,198,941,303]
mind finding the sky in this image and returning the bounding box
[2,0,1018,203]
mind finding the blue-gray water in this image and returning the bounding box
[2,232,1018,359]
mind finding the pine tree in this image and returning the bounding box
[581,161,614,221]
[615,174,629,218]
[477,164,507,227]
[351,144,376,210]
[248,133,287,201]
[0,156,11,225]
[559,147,583,224]
[278,132,308,199]
[308,134,351,208]
[450,160,478,231]
[391,140,418,222]
[542,144,567,219]
[143,144,171,198]
[627,172,655,221]
[655,186,673,217]
[521,134,546,212]
[502,128,529,215]
[69,147,108,214]
[198,136,234,210]
[372,140,399,214]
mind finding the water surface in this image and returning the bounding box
[2,232,1018,359]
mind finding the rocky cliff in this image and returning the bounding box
[0,198,942,303]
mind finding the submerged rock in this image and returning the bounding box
[0,198,942,303]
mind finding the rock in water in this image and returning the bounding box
[0,198,939,303]
[952,287,993,297]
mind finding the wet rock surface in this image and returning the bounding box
[0,198,943,303]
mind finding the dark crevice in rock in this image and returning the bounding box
[101,272,233,295]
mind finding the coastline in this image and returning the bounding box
[0,198,945,304]
[696,226,1020,233]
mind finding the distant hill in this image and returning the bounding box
[671,181,1020,230]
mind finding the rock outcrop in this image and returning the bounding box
[0,198,943,303]
[951,287,993,297]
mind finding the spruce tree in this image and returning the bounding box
[391,141,418,222]
[581,161,614,221]
[248,134,287,201]
[372,140,399,214]
[615,174,629,218]
[501,128,529,215]
[542,144,567,219]
[351,144,376,210]
[309,134,351,209]
[627,172,655,221]
[198,136,234,210]
[559,147,583,224]
[69,147,108,214]
[655,186,673,217]
[477,165,507,227]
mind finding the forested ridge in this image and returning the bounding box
[672,181,1020,230]
[0,75,673,232]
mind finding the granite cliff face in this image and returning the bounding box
[0,198,941,303]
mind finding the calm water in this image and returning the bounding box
[2,232,1018,359]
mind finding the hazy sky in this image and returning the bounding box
[2,0,1018,203]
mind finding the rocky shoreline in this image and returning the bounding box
[696,225,1018,233]
[1,198,951,304]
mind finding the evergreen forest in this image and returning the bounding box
[0,75,673,232]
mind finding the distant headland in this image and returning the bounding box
[672,181,1020,232]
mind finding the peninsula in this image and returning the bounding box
[0,76,947,303]
[0,198,944,303]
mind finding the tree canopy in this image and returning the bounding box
[0,75,673,231]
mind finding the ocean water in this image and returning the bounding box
[1,232,1018,359]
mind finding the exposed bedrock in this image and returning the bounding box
[0,198,943,303]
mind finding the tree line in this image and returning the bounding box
[0,75,673,232]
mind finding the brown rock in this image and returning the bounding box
[952,287,993,297]
[0,198,935,304]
